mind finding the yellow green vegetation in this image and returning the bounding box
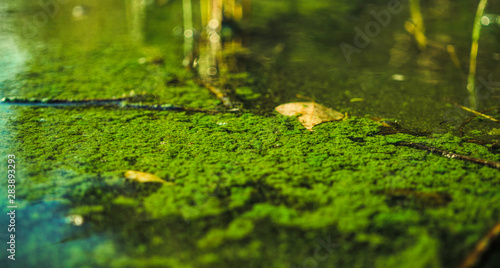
[1,1,499,267]
[2,105,499,267]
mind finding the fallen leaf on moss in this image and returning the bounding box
[275,102,344,131]
[124,170,173,184]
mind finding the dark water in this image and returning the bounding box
[246,1,500,134]
[1,1,499,131]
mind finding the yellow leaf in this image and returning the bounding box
[124,170,173,184]
[275,102,344,131]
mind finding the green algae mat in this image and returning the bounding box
[1,1,500,268]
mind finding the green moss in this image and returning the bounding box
[3,105,499,267]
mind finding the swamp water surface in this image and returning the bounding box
[0,0,500,267]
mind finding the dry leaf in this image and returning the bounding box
[275,102,344,131]
[124,170,173,184]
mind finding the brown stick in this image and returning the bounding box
[459,221,500,268]
[394,142,500,170]
[0,97,239,114]
[191,77,242,110]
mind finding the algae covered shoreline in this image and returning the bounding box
[2,107,500,267]
[1,0,500,267]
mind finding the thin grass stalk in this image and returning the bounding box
[182,0,194,60]
[409,0,426,50]
[467,0,488,109]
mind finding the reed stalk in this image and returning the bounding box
[467,0,488,109]
[408,0,426,50]
[182,0,194,60]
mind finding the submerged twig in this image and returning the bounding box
[407,0,427,50]
[459,221,500,268]
[394,141,500,170]
[0,97,239,114]
[194,78,242,110]
[296,94,316,103]
[378,130,430,136]
[0,97,130,107]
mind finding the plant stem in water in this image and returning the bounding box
[467,0,488,110]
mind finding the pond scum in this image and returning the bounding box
[3,107,499,267]
[0,0,499,267]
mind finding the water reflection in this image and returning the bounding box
[0,37,28,86]
[0,3,29,87]
[126,0,146,44]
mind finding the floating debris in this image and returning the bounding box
[124,170,173,184]
[392,74,405,81]
[393,141,500,170]
[275,102,344,131]
[460,221,500,268]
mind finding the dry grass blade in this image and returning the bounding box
[446,99,500,123]
[459,222,500,268]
